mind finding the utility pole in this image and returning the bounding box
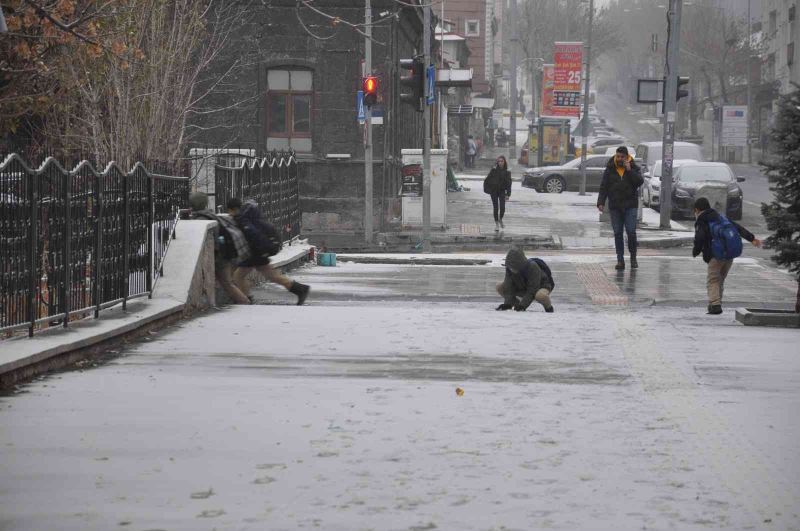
[746,0,753,164]
[364,0,373,244]
[579,0,594,196]
[422,4,432,252]
[659,0,683,229]
[510,0,518,159]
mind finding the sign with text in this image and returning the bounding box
[553,42,582,116]
[541,64,574,118]
[721,105,748,147]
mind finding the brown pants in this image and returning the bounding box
[496,282,552,309]
[234,263,293,297]
[707,258,733,306]
[217,260,251,305]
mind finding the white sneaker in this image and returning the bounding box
[495,221,500,231]
[500,220,505,229]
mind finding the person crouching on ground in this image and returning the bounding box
[496,248,554,313]
[692,197,761,315]
[597,146,643,270]
[188,192,251,305]
[484,155,512,231]
[226,198,310,306]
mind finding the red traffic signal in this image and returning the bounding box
[363,76,379,106]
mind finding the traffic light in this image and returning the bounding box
[676,76,690,101]
[399,57,424,112]
[363,75,379,107]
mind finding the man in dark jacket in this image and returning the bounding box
[227,198,310,306]
[597,146,643,270]
[496,248,554,312]
[692,197,761,314]
[188,192,251,305]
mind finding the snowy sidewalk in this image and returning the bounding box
[2,303,797,529]
[447,178,693,250]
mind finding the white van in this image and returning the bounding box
[635,141,704,174]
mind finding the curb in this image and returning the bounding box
[735,308,800,328]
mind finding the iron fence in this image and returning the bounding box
[0,154,189,337]
[214,151,301,243]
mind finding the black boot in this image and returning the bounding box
[630,256,638,269]
[289,282,310,306]
[615,260,625,271]
[545,305,555,313]
[707,304,722,315]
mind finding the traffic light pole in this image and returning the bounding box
[659,0,682,229]
[364,0,374,244]
[422,4,432,252]
[509,0,518,160]
[579,0,594,196]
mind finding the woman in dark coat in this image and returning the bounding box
[483,155,512,230]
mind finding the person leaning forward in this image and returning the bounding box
[188,192,251,305]
[597,146,643,271]
[496,248,554,313]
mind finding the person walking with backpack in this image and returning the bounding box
[692,197,761,315]
[466,135,478,168]
[495,247,555,312]
[188,192,252,305]
[597,146,643,270]
[484,155,512,231]
[226,198,310,306]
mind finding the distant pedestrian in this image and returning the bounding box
[226,198,310,306]
[188,192,251,305]
[483,155,512,231]
[692,197,761,315]
[466,135,477,168]
[597,146,643,270]
[496,248,554,313]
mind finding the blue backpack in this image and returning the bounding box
[709,215,743,260]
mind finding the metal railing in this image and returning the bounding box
[214,151,301,243]
[0,154,189,337]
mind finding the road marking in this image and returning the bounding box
[613,313,799,528]
[575,263,628,305]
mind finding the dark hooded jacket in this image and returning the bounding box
[484,165,512,196]
[597,155,643,210]
[501,248,552,309]
[692,208,755,263]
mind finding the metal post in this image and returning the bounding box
[122,174,130,311]
[146,176,154,297]
[364,0,374,244]
[62,171,71,327]
[509,0,518,159]
[422,3,432,252]
[659,0,682,229]
[27,169,37,337]
[579,0,594,196]
[746,0,753,164]
[93,175,103,318]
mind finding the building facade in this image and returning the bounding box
[195,0,432,237]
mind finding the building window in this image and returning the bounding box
[465,20,479,37]
[266,69,313,141]
[769,10,777,34]
[788,42,795,66]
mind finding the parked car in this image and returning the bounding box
[522,154,609,193]
[669,162,745,220]
[604,146,637,158]
[642,159,697,209]
[590,137,627,153]
[634,141,704,175]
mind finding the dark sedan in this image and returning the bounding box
[668,162,745,220]
[522,154,610,193]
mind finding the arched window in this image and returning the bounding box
[266,69,313,152]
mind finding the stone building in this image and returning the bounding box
[194,0,434,241]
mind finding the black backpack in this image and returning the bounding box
[530,258,555,291]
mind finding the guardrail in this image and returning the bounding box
[214,150,301,243]
[0,154,189,337]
